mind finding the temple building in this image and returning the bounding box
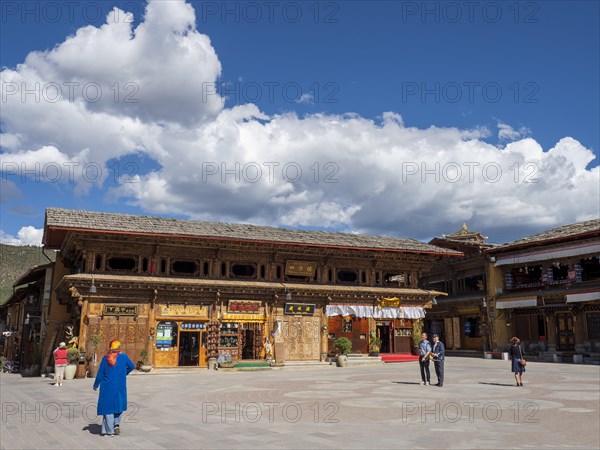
[486,219,600,362]
[421,224,496,353]
[37,208,460,368]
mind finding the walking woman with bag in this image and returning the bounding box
[93,340,136,436]
[509,336,526,386]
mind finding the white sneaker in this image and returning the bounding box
[420,382,425,385]
[54,383,59,386]
[59,383,63,386]
[426,382,430,385]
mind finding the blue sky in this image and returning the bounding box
[1,0,599,245]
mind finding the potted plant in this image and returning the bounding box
[64,347,80,380]
[368,331,382,356]
[87,333,102,378]
[411,319,424,356]
[75,348,87,378]
[138,349,152,372]
[333,337,352,367]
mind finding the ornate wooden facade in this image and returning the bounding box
[486,219,600,358]
[43,208,459,367]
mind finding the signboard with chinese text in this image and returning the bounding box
[228,300,261,314]
[103,305,138,316]
[284,303,316,316]
[285,260,316,277]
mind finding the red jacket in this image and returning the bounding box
[54,348,68,365]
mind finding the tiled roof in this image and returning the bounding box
[490,219,600,252]
[44,208,461,255]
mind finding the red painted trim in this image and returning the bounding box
[44,226,463,256]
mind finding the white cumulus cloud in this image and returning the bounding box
[0,226,43,246]
[0,0,598,243]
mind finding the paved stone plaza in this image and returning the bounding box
[1,358,599,449]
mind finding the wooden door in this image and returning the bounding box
[556,313,575,351]
[282,316,320,361]
[444,318,454,348]
[452,317,461,349]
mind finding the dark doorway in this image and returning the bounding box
[377,324,391,353]
[243,329,255,359]
[179,332,200,366]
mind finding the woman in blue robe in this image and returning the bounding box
[93,339,136,436]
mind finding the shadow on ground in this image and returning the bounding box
[83,423,102,435]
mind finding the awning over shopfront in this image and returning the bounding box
[566,291,600,303]
[495,297,538,309]
[326,305,425,319]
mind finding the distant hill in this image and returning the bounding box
[0,244,56,305]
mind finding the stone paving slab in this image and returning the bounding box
[1,358,599,449]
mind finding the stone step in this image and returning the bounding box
[347,356,384,365]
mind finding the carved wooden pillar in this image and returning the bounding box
[273,306,285,365]
[320,308,328,361]
[410,271,418,288]
[451,270,458,296]
[78,295,89,352]
[84,251,94,273]
[545,311,557,353]
[148,290,157,365]
[573,308,586,353]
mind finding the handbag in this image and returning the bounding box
[518,346,527,367]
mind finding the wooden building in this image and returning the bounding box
[421,224,495,352]
[1,263,53,374]
[486,219,600,362]
[40,208,460,368]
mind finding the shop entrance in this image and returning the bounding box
[242,329,255,359]
[179,332,202,366]
[154,321,208,368]
[377,322,392,353]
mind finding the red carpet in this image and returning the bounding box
[380,353,420,363]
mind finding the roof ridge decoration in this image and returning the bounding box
[441,222,488,243]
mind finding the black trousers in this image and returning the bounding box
[419,359,430,383]
[434,360,444,386]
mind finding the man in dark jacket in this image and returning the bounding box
[432,334,445,387]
